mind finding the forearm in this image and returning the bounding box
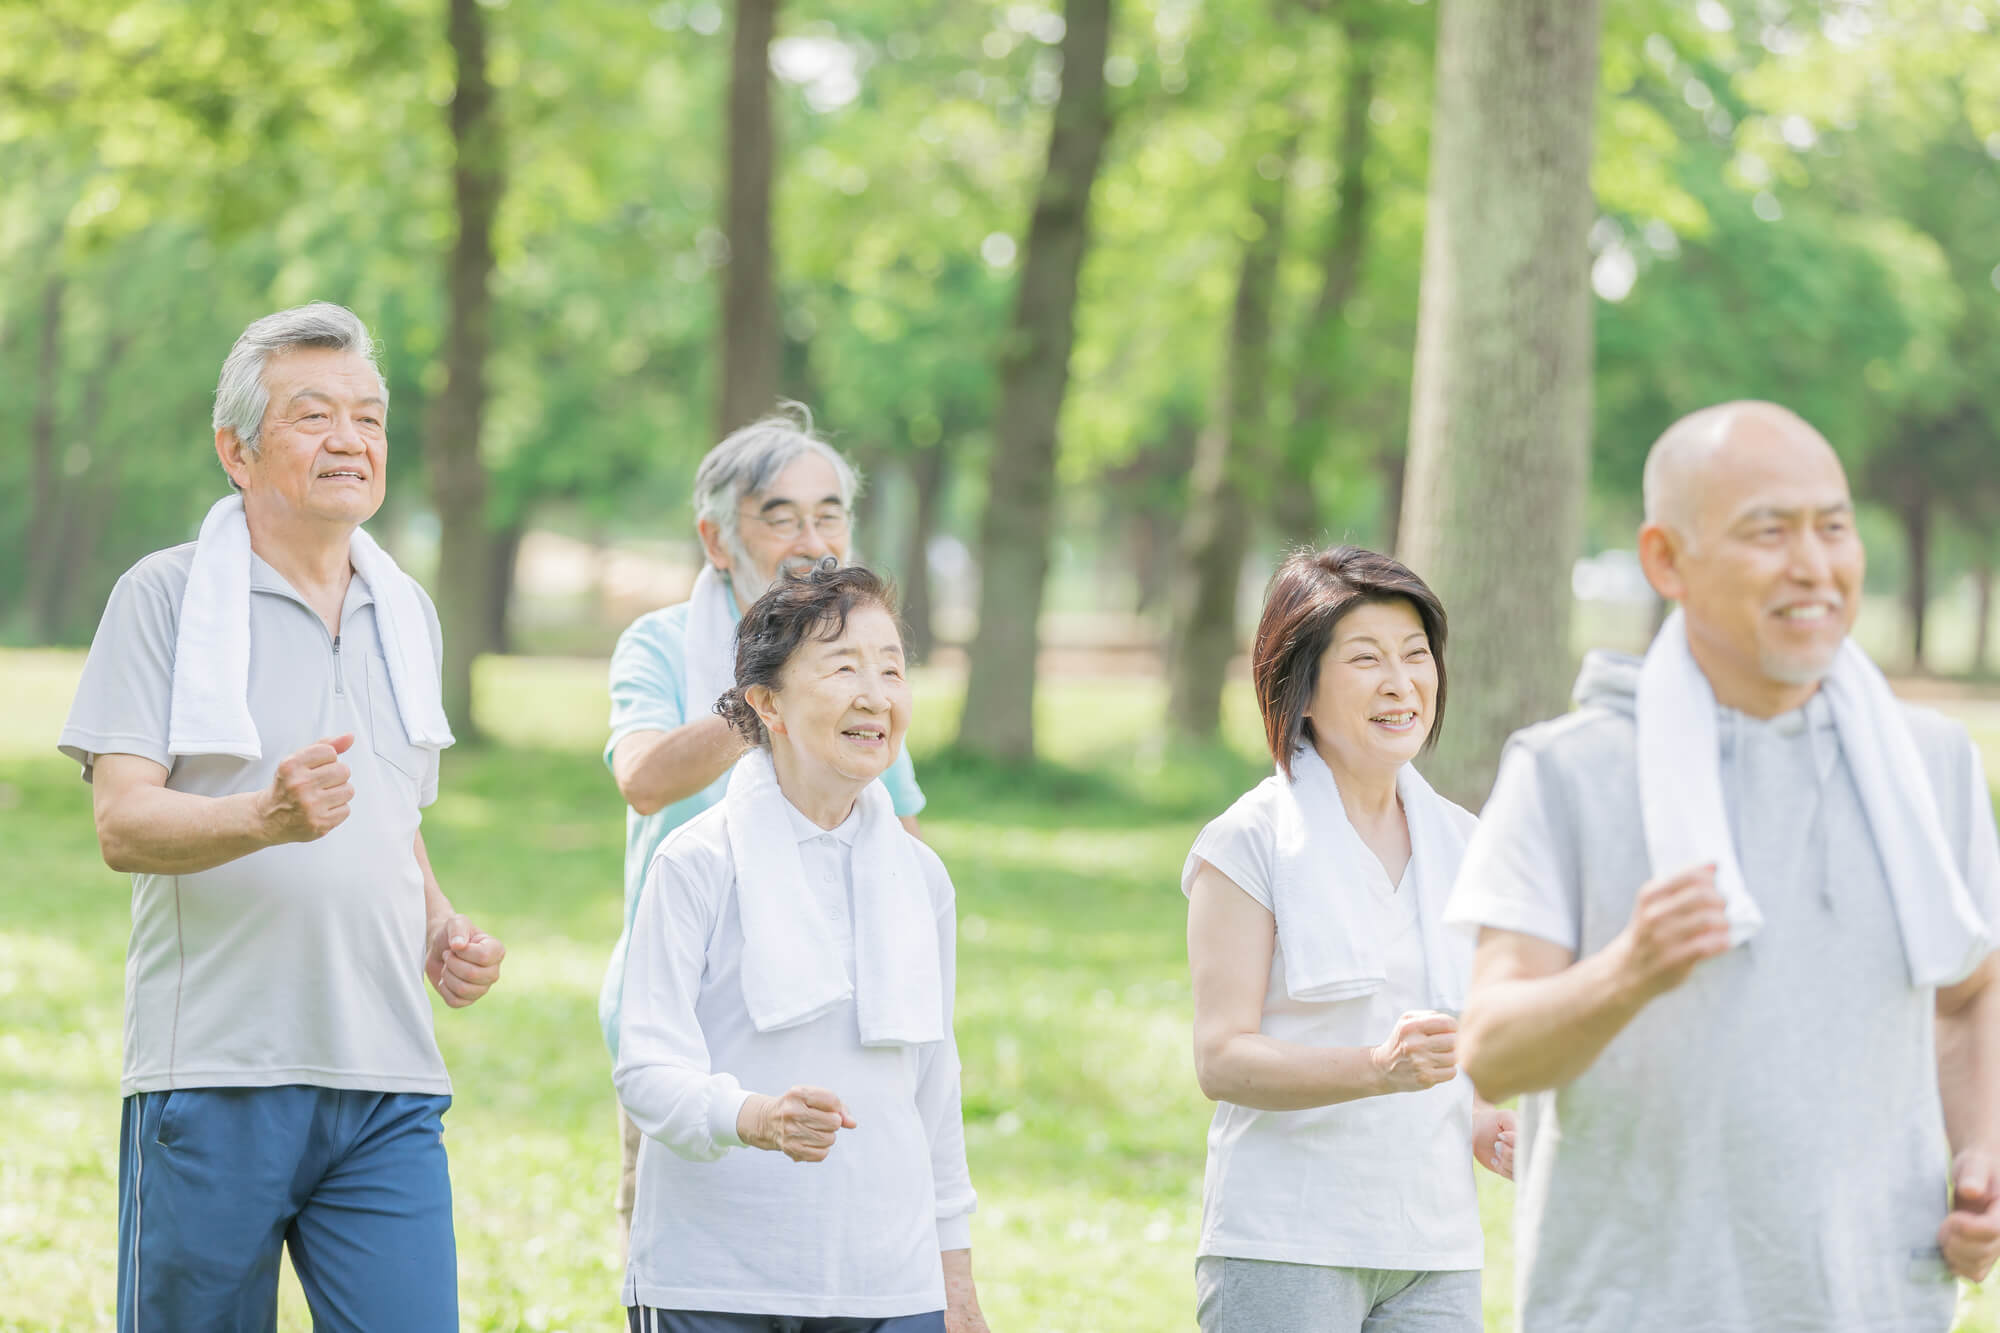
[1939,979,2000,1159]
[615,715,746,814]
[1460,941,1648,1102]
[942,1248,980,1313]
[97,785,274,874]
[1196,1032,1388,1110]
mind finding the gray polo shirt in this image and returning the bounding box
[1447,653,2000,1333]
[59,542,451,1097]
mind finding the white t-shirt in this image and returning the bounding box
[615,793,975,1318]
[1183,780,1482,1272]
[58,544,450,1097]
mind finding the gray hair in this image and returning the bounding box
[692,403,863,548]
[213,302,385,455]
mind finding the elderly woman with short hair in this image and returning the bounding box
[615,562,985,1333]
[1183,546,1516,1333]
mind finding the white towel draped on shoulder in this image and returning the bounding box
[1636,607,1988,986]
[168,494,452,761]
[723,748,943,1045]
[1270,745,1478,1012]
[680,563,740,727]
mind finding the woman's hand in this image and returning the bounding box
[1473,1105,1517,1179]
[1371,1010,1459,1094]
[943,1249,989,1333]
[737,1085,856,1162]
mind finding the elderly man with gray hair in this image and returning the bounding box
[601,406,925,1249]
[61,302,506,1330]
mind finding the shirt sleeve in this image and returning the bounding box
[1182,800,1276,910]
[604,619,688,773]
[1443,740,1582,952]
[913,846,976,1251]
[58,565,178,778]
[612,850,754,1162]
[882,746,927,818]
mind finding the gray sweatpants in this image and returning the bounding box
[1196,1257,1481,1333]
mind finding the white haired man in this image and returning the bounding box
[1447,401,2000,1331]
[601,408,925,1250]
[61,302,506,1331]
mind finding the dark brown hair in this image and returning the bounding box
[1251,545,1449,776]
[716,559,901,746]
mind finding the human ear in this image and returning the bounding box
[697,517,733,573]
[745,682,785,737]
[1637,521,1688,603]
[215,428,253,490]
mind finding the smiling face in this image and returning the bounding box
[1303,598,1439,780]
[702,451,854,605]
[216,346,388,532]
[750,601,911,789]
[1639,407,1863,716]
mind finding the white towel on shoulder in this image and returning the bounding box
[1270,745,1478,1011]
[168,493,453,760]
[1636,607,1987,986]
[723,748,943,1045]
[681,563,741,726]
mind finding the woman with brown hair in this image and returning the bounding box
[1183,546,1514,1332]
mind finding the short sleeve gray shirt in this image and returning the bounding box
[1447,686,2000,1333]
[59,543,451,1096]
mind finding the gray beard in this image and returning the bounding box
[724,542,831,607]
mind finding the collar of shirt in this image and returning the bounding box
[780,792,863,847]
[1717,690,1839,784]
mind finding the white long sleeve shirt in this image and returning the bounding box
[614,795,976,1318]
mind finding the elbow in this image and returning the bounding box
[1457,1022,1515,1104]
[97,825,138,875]
[1191,1040,1231,1103]
[617,776,665,818]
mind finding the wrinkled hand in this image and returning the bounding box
[1372,1010,1458,1094]
[741,1086,856,1162]
[1941,1150,2000,1282]
[1474,1106,1517,1180]
[1617,864,1731,1002]
[426,914,505,1008]
[260,735,355,843]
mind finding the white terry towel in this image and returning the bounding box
[680,563,740,726]
[1636,607,1988,986]
[1270,745,1479,1012]
[168,493,454,760]
[722,748,943,1045]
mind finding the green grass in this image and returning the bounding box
[2,649,1998,1331]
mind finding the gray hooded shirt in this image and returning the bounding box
[1445,652,2000,1333]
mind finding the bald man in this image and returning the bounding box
[1443,402,2000,1331]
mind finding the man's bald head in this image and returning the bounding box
[1641,401,1839,546]
[1635,399,1863,716]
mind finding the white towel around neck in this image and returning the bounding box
[168,493,453,761]
[1636,607,1988,986]
[1270,745,1478,1011]
[722,748,943,1045]
[680,563,741,729]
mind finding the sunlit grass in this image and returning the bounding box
[3,648,1999,1331]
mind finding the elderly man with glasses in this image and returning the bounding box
[599,407,926,1254]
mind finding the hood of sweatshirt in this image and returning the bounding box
[1572,649,1640,719]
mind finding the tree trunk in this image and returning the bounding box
[1167,133,1297,743]
[484,519,522,656]
[22,274,64,628]
[1276,31,1377,549]
[1900,494,1930,673]
[1374,444,1406,554]
[1973,557,1994,677]
[956,0,1115,760]
[35,330,128,640]
[899,444,947,664]
[717,0,780,437]
[1397,0,1601,807]
[429,0,505,741]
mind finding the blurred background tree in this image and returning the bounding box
[3,0,1997,787]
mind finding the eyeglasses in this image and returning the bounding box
[739,507,851,540]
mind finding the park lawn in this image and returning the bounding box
[1,648,1997,1331]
